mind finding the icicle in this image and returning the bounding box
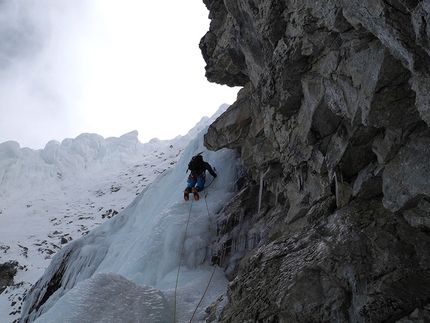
[258,171,264,213]
[258,168,270,213]
[295,166,301,190]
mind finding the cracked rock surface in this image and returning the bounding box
[200,0,430,322]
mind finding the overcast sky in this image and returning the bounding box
[0,0,238,149]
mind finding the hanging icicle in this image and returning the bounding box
[258,170,264,213]
[258,168,270,213]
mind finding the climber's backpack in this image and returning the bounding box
[188,154,205,172]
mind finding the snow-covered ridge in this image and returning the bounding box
[0,104,228,201]
[1,130,166,200]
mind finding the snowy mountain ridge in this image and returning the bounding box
[0,109,214,201]
[0,104,239,323]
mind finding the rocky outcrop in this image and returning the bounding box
[0,261,18,293]
[201,0,430,322]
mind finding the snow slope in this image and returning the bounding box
[0,104,241,322]
[0,130,185,322]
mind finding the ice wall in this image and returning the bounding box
[20,125,240,323]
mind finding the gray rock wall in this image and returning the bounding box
[201,0,430,322]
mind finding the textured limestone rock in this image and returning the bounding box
[201,0,430,322]
[215,200,430,323]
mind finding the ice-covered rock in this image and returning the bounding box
[33,273,172,323]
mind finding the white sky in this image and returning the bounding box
[0,0,238,149]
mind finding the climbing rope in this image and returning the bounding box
[199,169,217,191]
[187,191,220,323]
[189,266,217,322]
[174,173,220,323]
[173,199,194,323]
[203,176,216,189]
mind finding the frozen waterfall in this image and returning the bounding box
[20,128,240,323]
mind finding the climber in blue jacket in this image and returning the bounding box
[184,153,217,201]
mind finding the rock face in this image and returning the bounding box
[200,0,430,322]
[0,261,18,293]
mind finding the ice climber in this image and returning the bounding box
[184,153,217,201]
